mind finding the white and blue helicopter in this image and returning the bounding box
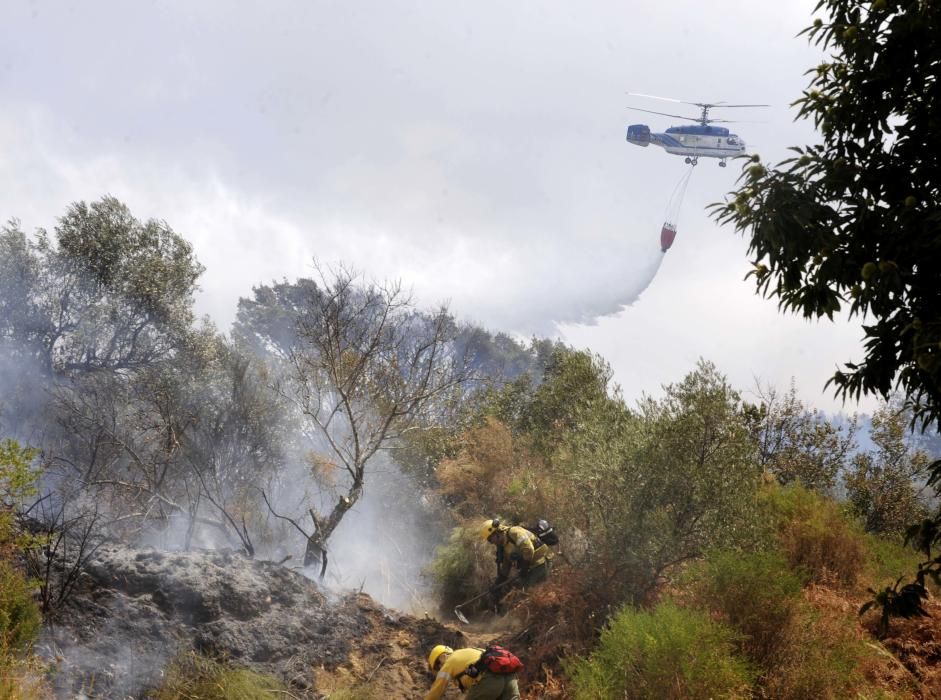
[625,93,768,167]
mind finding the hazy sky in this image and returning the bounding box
[0,0,878,414]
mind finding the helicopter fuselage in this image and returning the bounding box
[626,123,746,164]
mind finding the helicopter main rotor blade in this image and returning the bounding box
[631,92,718,109]
[626,106,699,121]
[626,92,684,104]
[629,93,770,109]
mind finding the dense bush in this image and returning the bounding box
[566,601,754,700]
[434,417,549,524]
[0,560,41,654]
[685,548,880,699]
[0,439,43,677]
[427,525,490,609]
[686,550,803,667]
[761,484,866,586]
[760,603,878,700]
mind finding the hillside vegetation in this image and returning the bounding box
[0,199,938,696]
[427,351,939,698]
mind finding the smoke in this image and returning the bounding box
[319,457,439,611]
[2,102,675,341]
[0,341,55,450]
[258,439,439,612]
[38,623,171,699]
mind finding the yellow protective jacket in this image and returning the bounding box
[497,525,552,579]
[425,647,483,700]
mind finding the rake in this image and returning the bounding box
[453,577,518,624]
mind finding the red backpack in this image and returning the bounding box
[476,645,524,675]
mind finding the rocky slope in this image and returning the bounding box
[37,544,467,698]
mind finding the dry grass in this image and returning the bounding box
[0,654,53,700]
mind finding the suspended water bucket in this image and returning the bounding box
[659,165,694,253]
[660,222,677,252]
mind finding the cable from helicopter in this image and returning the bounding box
[659,164,695,253]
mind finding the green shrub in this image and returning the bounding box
[427,526,488,608]
[684,543,889,698]
[863,532,925,590]
[0,559,41,654]
[686,550,803,668]
[149,651,290,699]
[0,440,40,548]
[565,601,754,699]
[0,439,43,677]
[760,484,866,585]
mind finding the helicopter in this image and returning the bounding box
[625,93,768,167]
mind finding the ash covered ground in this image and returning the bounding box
[37,544,467,698]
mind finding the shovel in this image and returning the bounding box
[453,577,518,624]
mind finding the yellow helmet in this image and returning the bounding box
[428,644,453,671]
[479,518,503,541]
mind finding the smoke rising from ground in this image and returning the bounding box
[259,444,439,611]
[320,462,439,611]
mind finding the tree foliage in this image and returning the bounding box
[0,197,203,374]
[0,199,290,557]
[845,400,930,536]
[711,0,940,429]
[622,361,762,590]
[711,0,941,624]
[265,266,468,574]
[744,381,856,495]
[448,352,762,605]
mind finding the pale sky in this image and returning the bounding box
[0,0,878,415]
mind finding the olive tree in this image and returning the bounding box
[0,198,287,554]
[531,355,761,602]
[0,197,202,374]
[845,400,930,537]
[744,381,856,495]
[265,266,468,576]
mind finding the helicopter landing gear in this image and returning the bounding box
[719,159,727,168]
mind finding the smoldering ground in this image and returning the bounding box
[258,448,440,612]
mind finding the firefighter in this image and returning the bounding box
[480,518,553,593]
[425,645,521,700]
